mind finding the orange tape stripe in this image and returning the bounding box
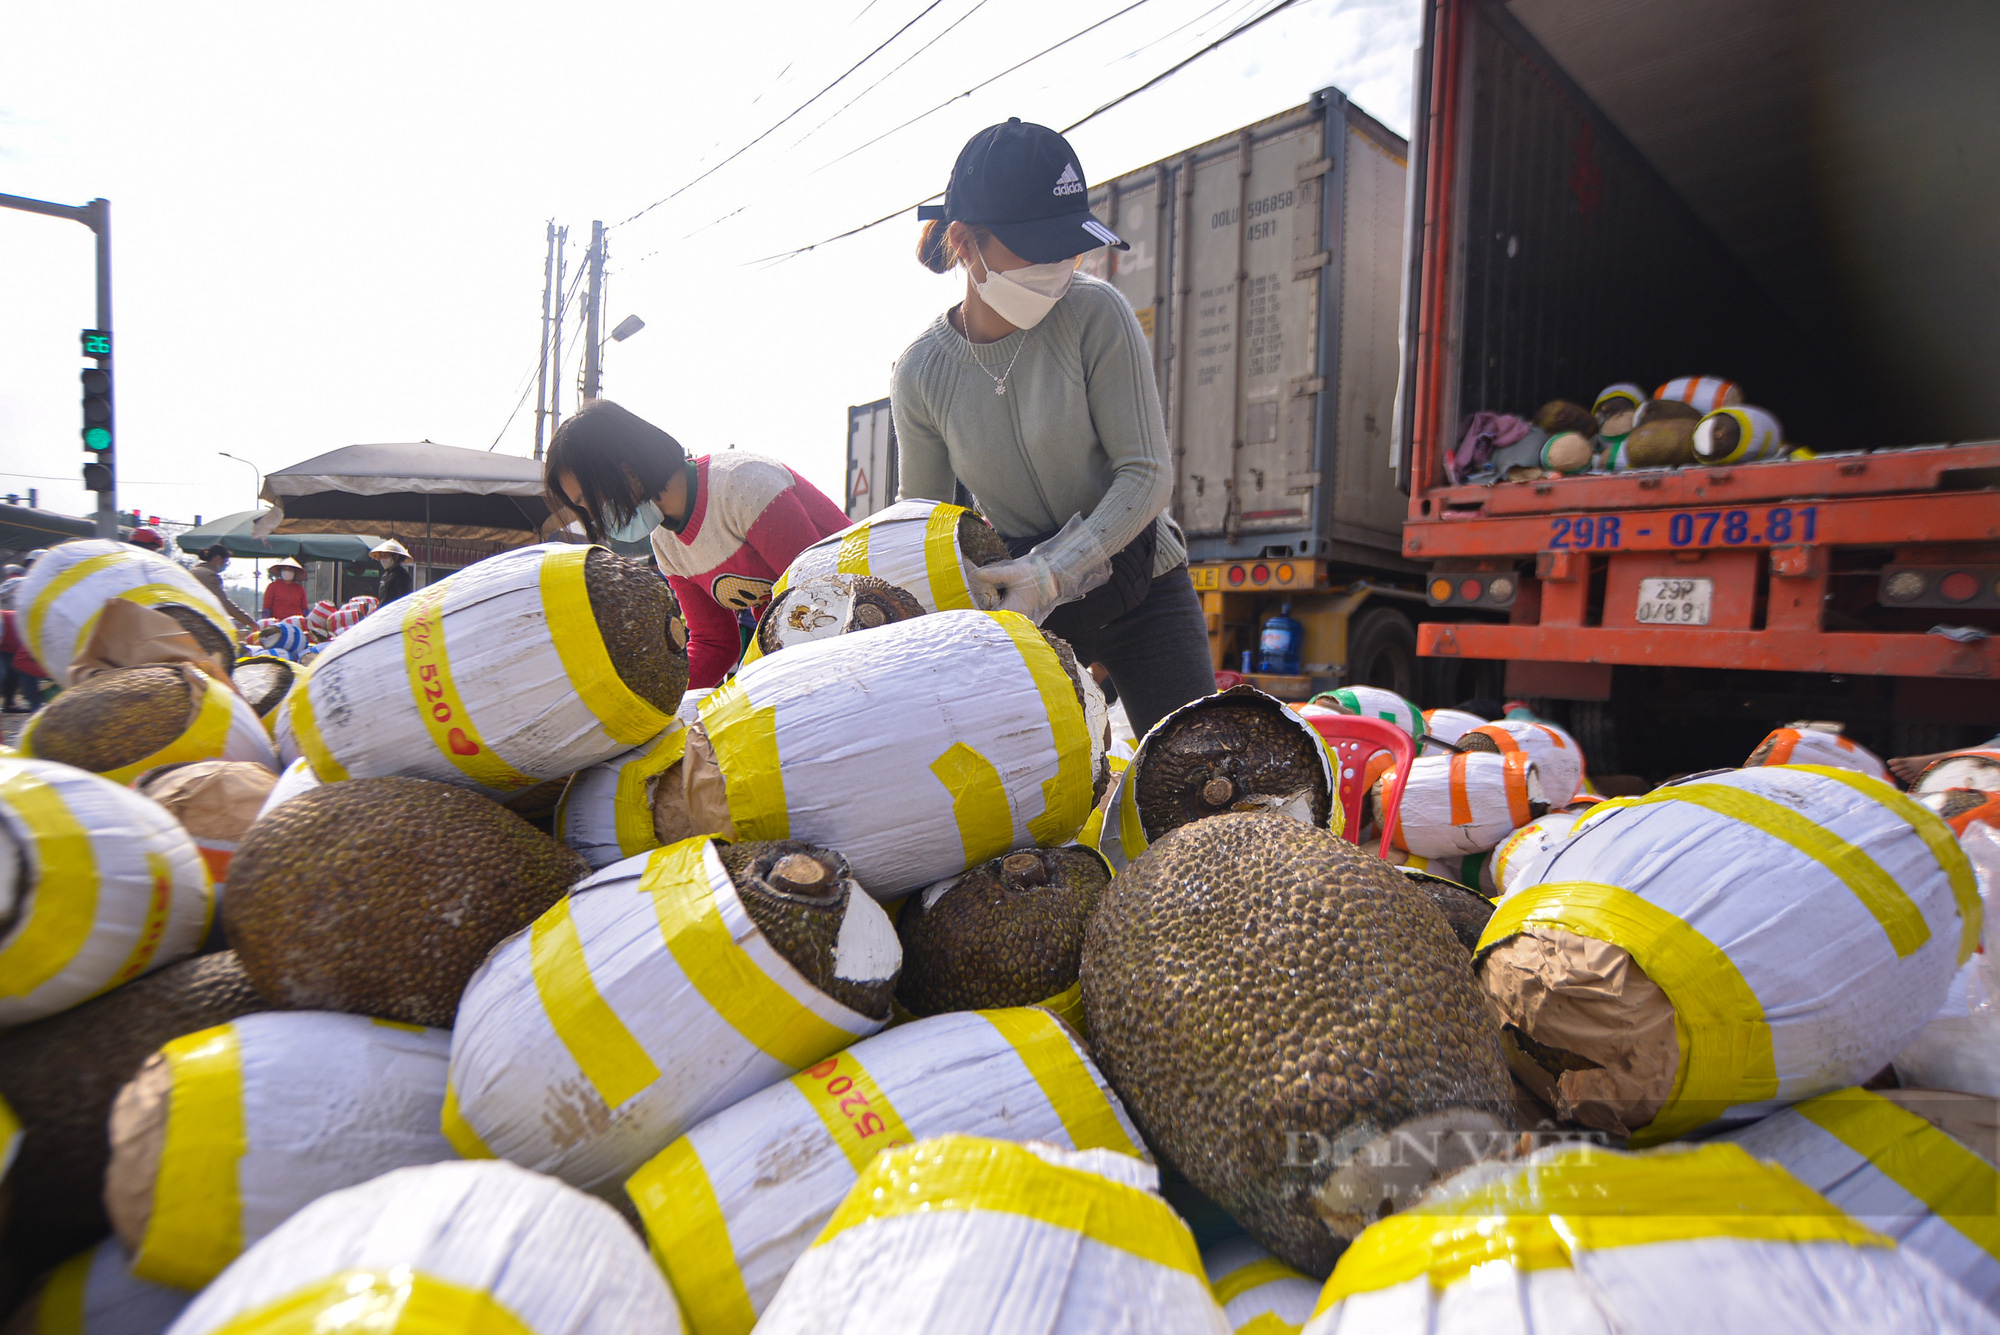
[1767,730,1799,765]
[1503,750,1534,828]
[1448,752,1472,826]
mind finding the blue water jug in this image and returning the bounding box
[1257,602,1304,675]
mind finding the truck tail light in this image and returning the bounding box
[1428,572,1517,606]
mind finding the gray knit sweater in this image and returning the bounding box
[891,273,1185,575]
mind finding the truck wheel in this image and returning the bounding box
[1567,700,1619,776]
[1347,607,1419,700]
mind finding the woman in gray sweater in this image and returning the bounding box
[892,118,1215,739]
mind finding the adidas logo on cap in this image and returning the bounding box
[1052,162,1083,197]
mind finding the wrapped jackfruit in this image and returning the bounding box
[0,758,211,1028]
[1744,724,1890,780]
[1693,404,1787,464]
[1485,800,1600,898]
[229,655,300,730]
[19,665,277,785]
[627,1007,1144,1335]
[14,540,238,685]
[749,573,925,660]
[1095,686,1340,873]
[446,836,897,1196]
[1461,718,1585,805]
[163,1159,684,1335]
[1303,1142,1994,1335]
[7,1238,192,1335]
[1202,1235,1320,1334]
[1417,708,1486,749]
[1315,686,1426,740]
[104,1011,456,1290]
[1916,748,2000,795]
[274,542,687,798]
[766,498,1007,618]
[134,761,278,900]
[1374,750,1547,857]
[1479,765,1975,1142]
[752,1135,1228,1335]
[684,609,1103,899]
[552,722,689,870]
[1725,1086,2000,1315]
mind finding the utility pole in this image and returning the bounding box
[581,220,606,402]
[550,226,568,438]
[532,221,556,461]
[1,193,115,537]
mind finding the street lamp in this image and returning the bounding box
[219,452,261,508]
[610,314,646,342]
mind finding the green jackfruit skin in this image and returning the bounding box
[226,777,587,1027]
[1132,694,1330,841]
[955,512,1012,567]
[716,840,895,1021]
[0,953,267,1285]
[1080,812,1514,1277]
[583,549,690,714]
[895,847,1109,1016]
[24,666,192,773]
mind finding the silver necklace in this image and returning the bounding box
[957,306,1024,395]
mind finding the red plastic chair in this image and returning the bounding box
[1305,713,1417,859]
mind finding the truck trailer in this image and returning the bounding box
[1396,0,2000,772]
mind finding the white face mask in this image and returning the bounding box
[970,254,1075,330]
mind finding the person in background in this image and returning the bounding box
[127,526,165,552]
[892,118,1214,739]
[543,399,851,690]
[372,540,415,604]
[0,607,32,712]
[262,558,310,622]
[0,563,25,613]
[190,545,258,635]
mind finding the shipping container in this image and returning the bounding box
[844,398,898,521]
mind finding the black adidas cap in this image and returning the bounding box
[918,118,1127,263]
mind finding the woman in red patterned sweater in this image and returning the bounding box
[544,400,851,689]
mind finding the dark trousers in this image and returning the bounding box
[1057,565,1216,742]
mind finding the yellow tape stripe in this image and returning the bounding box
[0,1093,19,1178]
[1478,880,1776,1146]
[790,1048,913,1174]
[1795,1087,2000,1264]
[401,584,535,792]
[990,612,1093,846]
[647,839,858,1068]
[835,523,871,577]
[78,582,237,656]
[542,546,676,746]
[699,679,788,840]
[1116,763,1146,862]
[1237,1314,1301,1335]
[100,851,181,993]
[0,767,99,998]
[1213,1256,1309,1307]
[97,672,238,785]
[134,1024,246,1289]
[1790,764,1981,964]
[1316,1141,1885,1311]
[815,1135,1201,1277]
[206,1269,535,1335]
[930,742,1017,867]
[627,1138,760,1335]
[25,550,127,652]
[440,1082,496,1159]
[1591,780,1928,959]
[37,1246,91,1335]
[529,898,662,1109]
[284,672,350,783]
[1035,980,1088,1036]
[979,1007,1139,1157]
[614,727,687,857]
[923,504,975,610]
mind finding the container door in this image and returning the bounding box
[1330,116,1411,548]
[1080,163,1172,399]
[845,400,896,520]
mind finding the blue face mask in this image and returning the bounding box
[601,499,663,543]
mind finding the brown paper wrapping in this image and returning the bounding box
[104,1051,172,1254]
[138,761,278,846]
[651,723,736,846]
[1481,927,1680,1138]
[68,598,234,687]
[1879,1087,2000,1171]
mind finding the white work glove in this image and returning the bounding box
[968,513,1114,625]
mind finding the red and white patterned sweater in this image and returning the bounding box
[648,452,850,688]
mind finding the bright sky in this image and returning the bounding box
[1,0,1418,531]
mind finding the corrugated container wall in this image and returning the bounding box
[1079,87,1410,567]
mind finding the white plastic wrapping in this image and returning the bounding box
[1418,709,1487,749]
[771,498,998,615]
[753,1136,1229,1335]
[0,758,211,1028]
[446,838,892,1196]
[274,542,678,798]
[15,540,238,684]
[1320,687,1425,740]
[162,1159,683,1335]
[250,757,322,826]
[1893,823,2000,1096]
[1487,806,1595,899]
[1202,1235,1320,1333]
[1482,765,1976,1142]
[1725,1086,2000,1315]
[1747,725,1891,781]
[552,723,688,870]
[16,1238,192,1335]
[1917,750,2000,796]
[1693,404,1786,463]
[628,1007,1146,1334]
[697,609,1099,898]
[1384,751,1544,857]
[1467,719,1585,805]
[114,1011,457,1289]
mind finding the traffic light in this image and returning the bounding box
[80,327,112,493]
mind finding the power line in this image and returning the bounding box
[489,263,590,451]
[751,0,1304,266]
[787,0,995,154]
[613,0,953,231]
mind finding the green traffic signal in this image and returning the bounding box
[84,427,112,451]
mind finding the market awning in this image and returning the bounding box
[254,442,556,546]
[176,509,384,561]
